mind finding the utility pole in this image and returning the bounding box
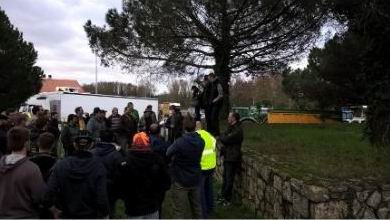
[149,72,152,97]
[95,54,98,94]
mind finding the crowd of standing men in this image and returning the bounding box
[0,73,244,219]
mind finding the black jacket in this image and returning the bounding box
[0,129,7,156]
[90,142,116,165]
[202,81,211,107]
[45,151,109,218]
[220,122,244,162]
[208,78,223,105]
[119,114,137,138]
[90,142,119,196]
[47,119,60,140]
[191,87,202,107]
[165,111,183,143]
[103,149,128,199]
[121,150,171,217]
[139,110,158,132]
[28,126,45,154]
[166,132,204,187]
[30,152,57,182]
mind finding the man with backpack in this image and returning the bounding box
[139,105,157,133]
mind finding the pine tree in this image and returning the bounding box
[84,0,327,115]
[0,7,43,111]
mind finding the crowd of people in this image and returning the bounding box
[0,74,244,219]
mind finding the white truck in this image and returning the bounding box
[341,105,367,124]
[20,92,159,122]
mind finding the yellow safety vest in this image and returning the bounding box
[197,129,217,170]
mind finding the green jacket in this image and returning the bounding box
[129,109,139,124]
[61,123,80,149]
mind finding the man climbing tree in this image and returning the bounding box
[84,0,327,118]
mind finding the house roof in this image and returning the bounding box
[40,78,85,93]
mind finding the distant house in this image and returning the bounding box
[40,75,85,93]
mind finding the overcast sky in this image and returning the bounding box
[0,0,151,87]
[1,0,319,94]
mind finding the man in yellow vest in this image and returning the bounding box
[196,121,217,218]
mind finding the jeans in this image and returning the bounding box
[195,105,201,121]
[108,191,119,218]
[221,161,240,202]
[200,169,214,218]
[205,105,211,130]
[171,182,202,219]
[207,103,221,136]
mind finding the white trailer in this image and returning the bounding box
[21,92,159,122]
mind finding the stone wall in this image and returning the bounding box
[215,150,390,218]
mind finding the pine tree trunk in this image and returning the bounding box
[214,46,231,119]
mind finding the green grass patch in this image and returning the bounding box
[114,179,256,219]
[241,122,390,183]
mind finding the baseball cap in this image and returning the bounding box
[75,131,93,147]
[93,107,101,114]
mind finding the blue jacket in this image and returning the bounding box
[150,134,169,161]
[86,117,106,141]
[166,132,204,187]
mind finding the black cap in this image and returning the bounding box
[75,131,93,147]
[93,107,100,114]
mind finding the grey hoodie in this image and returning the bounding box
[0,156,45,218]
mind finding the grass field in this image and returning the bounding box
[241,122,390,182]
[111,122,390,218]
[114,180,256,219]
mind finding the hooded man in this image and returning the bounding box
[0,127,45,218]
[45,131,109,218]
[120,131,170,218]
[90,129,119,218]
[90,130,117,161]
